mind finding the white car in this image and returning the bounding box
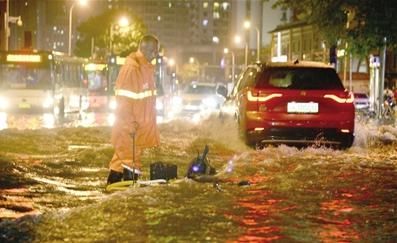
[173,82,227,118]
[354,93,370,110]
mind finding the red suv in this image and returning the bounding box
[227,61,355,149]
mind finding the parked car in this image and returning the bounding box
[228,61,355,149]
[172,82,227,118]
[353,92,370,110]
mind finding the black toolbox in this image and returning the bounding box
[150,162,177,180]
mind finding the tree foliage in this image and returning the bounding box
[271,0,397,57]
[74,9,147,58]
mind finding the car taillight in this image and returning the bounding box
[324,92,354,103]
[247,90,282,102]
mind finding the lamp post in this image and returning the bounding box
[244,20,261,63]
[68,0,88,56]
[223,48,235,84]
[168,58,178,92]
[234,35,248,68]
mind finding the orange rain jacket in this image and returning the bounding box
[110,51,159,170]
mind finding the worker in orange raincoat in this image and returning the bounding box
[107,35,160,184]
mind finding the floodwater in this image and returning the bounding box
[0,115,396,242]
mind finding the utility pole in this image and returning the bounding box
[3,0,22,51]
[379,37,387,120]
[4,0,9,51]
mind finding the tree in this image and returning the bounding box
[74,9,147,58]
[271,0,397,58]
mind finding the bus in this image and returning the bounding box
[85,61,111,111]
[0,50,89,127]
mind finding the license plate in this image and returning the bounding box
[287,102,318,113]
[18,103,31,109]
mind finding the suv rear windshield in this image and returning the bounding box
[256,67,344,90]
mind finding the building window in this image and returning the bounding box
[213,11,220,19]
[203,2,208,8]
[214,2,220,10]
[202,19,208,26]
[222,2,229,10]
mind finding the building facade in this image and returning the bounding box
[268,20,397,92]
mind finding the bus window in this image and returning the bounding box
[85,63,108,94]
[0,65,51,90]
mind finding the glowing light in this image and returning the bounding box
[42,113,55,128]
[324,93,354,103]
[7,54,41,63]
[271,55,288,62]
[108,99,117,110]
[156,99,164,110]
[42,97,54,108]
[0,96,9,110]
[85,63,106,71]
[234,35,241,44]
[116,57,126,65]
[202,97,217,109]
[0,112,7,130]
[168,58,175,66]
[192,165,200,172]
[118,16,129,27]
[107,113,115,126]
[243,20,251,29]
[247,91,282,102]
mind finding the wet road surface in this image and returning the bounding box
[0,117,396,242]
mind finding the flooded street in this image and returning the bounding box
[0,116,396,242]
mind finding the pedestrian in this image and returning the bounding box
[107,35,160,184]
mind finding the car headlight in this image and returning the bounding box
[0,96,9,110]
[107,113,115,125]
[156,99,164,110]
[171,96,183,107]
[42,96,54,108]
[109,100,117,110]
[202,97,217,109]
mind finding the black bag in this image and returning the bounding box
[150,162,178,181]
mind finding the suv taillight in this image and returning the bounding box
[247,90,282,102]
[323,92,354,103]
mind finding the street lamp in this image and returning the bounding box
[68,0,88,56]
[223,48,235,84]
[109,16,130,55]
[234,34,248,68]
[244,20,261,63]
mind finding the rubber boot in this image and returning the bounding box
[107,170,123,185]
[123,168,139,181]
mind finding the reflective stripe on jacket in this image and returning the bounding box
[115,89,157,100]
